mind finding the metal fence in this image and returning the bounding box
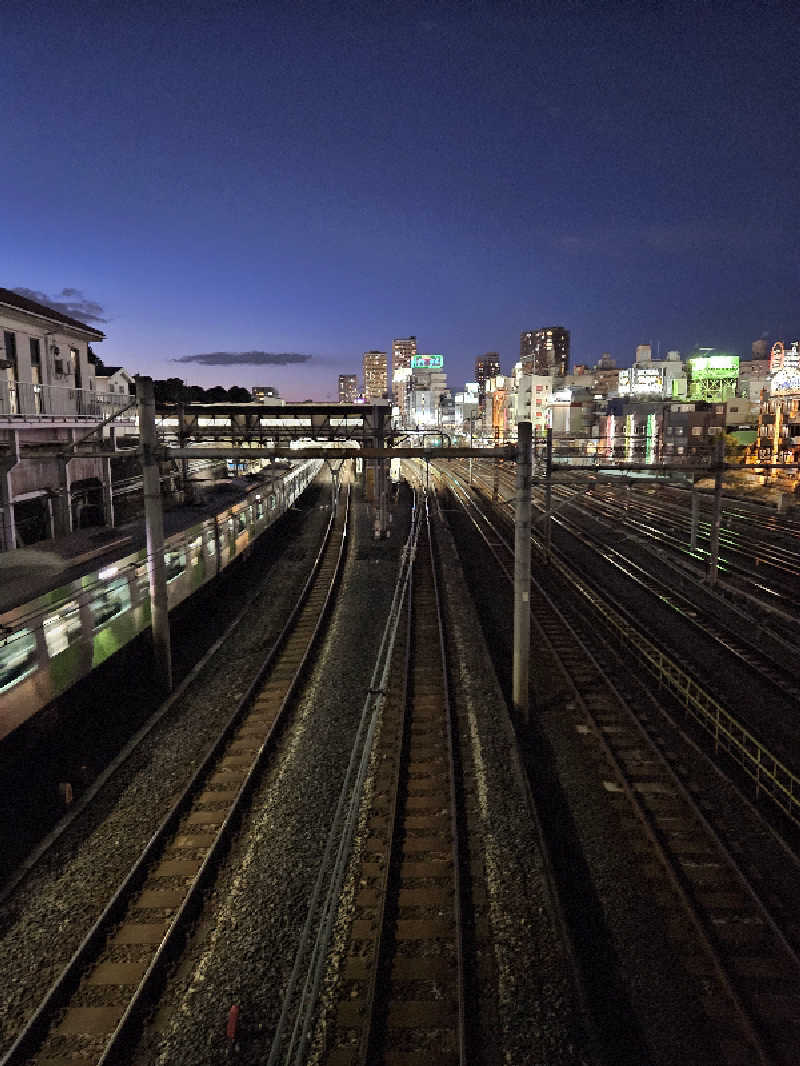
[0,380,136,421]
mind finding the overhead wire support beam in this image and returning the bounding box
[158,445,520,461]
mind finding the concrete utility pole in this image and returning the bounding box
[707,436,725,587]
[512,421,533,723]
[374,407,390,538]
[543,427,553,563]
[493,426,500,502]
[136,375,172,692]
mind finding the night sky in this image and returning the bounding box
[3,1,798,398]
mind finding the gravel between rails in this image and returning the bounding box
[433,502,594,1066]
[0,482,334,1058]
[127,483,413,1066]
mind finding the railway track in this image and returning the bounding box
[541,489,800,704]
[268,492,467,1066]
[571,482,800,596]
[323,495,465,1065]
[439,470,800,1064]
[457,460,800,763]
[1,485,350,1066]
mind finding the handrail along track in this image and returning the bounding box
[446,460,800,829]
[439,466,800,1064]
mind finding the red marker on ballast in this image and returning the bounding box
[226,1004,240,1041]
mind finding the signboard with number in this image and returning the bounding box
[411,354,444,369]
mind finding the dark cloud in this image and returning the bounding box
[173,351,313,366]
[12,287,108,324]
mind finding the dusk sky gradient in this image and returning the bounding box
[3,0,798,398]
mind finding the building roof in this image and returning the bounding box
[96,366,125,376]
[0,287,105,339]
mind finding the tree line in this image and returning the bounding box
[152,377,253,404]
[89,351,256,404]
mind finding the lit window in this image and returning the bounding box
[165,550,187,581]
[90,578,131,628]
[44,601,82,656]
[0,629,38,691]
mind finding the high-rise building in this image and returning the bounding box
[409,364,448,427]
[362,350,388,400]
[338,374,358,403]
[635,343,652,364]
[392,336,417,425]
[752,338,770,361]
[520,328,569,376]
[475,353,501,409]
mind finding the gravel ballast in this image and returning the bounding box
[0,479,334,1057]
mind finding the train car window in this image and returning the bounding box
[189,535,203,565]
[237,511,247,534]
[43,601,83,657]
[227,517,234,535]
[0,629,38,692]
[90,578,132,629]
[257,501,264,520]
[165,550,187,582]
[270,494,277,510]
[206,530,217,557]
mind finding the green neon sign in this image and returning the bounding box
[411,354,444,369]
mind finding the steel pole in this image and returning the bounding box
[544,427,553,563]
[690,472,699,550]
[469,420,473,486]
[136,375,172,692]
[512,421,532,723]
[708,438,724,587]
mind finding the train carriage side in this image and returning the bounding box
[0,459,322,742]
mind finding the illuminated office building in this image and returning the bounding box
[362,350,388,400]
[392,336,417,424]
[520,327,569,376]
[475,353,501,409]
[338,374,358,403]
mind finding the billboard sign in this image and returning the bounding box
[687,355,739,379]
[770,343,800,395]
[619,365,665,396]
[411,353,444,370]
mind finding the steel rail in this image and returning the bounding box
[0,486,351,1066]
[311,491,467,1066]
[456,460,800,827]
[266,492,421,1066]
[538,492,800,704]
[442,471,800,1064]
[0,496,324,909]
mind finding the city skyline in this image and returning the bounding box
[4,2,798,399]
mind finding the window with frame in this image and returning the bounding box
[43,601,83,656]
[3,331,17,374]
[90,578,132,628]
[0,629,38,691]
